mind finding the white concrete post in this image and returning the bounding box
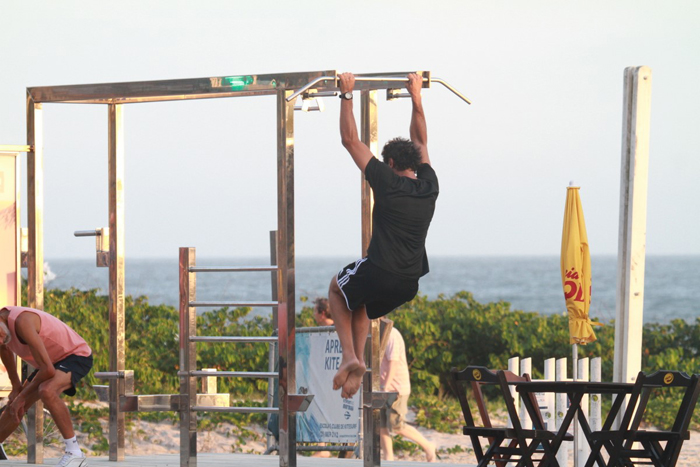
[614,66,652,432]
[613,66,652,393]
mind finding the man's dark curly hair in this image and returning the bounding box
[381,137,421,172]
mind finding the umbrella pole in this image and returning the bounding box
[573,343,579,467]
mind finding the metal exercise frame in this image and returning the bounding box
[18,70,470,467]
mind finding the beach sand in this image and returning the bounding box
[25,418,700,466]
[114,420,699,466]
[5,408,698,465]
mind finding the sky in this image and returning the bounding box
[1,0,699,260]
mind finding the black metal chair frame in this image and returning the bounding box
[586,370,700,467]
[450,365,568,467]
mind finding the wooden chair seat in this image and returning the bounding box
[463,426,573,442]
[632,430,690,442]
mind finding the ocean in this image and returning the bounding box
[39,255,698,325]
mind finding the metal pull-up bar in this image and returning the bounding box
[286,75,472,105]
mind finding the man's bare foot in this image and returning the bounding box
[333,358,360,391]
[340,363,366,398]
[425,441,437,462]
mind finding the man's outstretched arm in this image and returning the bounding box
[407,73,430,166]
[339,73,373,172]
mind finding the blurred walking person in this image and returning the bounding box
[380,327,436,462]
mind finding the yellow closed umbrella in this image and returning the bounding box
[561,184,600,353]
[561,183,602,466]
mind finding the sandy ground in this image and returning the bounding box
[4,409,699,465]
[72,419,700,466]
[109,420,699,466]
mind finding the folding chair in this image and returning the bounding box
[586,370,700,467]
[449,365,568,467]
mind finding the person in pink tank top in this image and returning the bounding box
[0,306,92,466]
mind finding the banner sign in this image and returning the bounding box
[296,331,360,443]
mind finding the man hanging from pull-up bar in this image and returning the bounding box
[329,73,439,399]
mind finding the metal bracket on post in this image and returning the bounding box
[287,394,314,413]
[293,91,328,112]
[386,89,410,101]
[363,391,398,410]
[74,228,110,267]
[94,370,134,401]
[94,370,230,412]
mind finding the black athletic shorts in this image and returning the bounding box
[336,258,419,319]
[28,354,93,397]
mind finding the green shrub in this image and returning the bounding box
[18,286,700,435]
[390,292,700,430]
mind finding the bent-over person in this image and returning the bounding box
[0,306,92,467]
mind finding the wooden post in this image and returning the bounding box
[613,66,652,394]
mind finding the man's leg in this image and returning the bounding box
[395,425,437,462]
[341,307,369,398]
[351,306,369,371]
[0,405,22,444]
[39,371,90,466]
[380,428,394,461]
[37,371,75,439]
[0,390,41,443]
[328,277,360,391]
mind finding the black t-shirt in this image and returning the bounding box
[364,157,439,279]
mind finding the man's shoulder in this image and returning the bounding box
[365,157,396,187]
[417,163,437,178]
[14,309,43,330]
[366,157,390,176]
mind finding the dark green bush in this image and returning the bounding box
[17,286,700,435]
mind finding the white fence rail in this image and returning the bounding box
[508,356,602,467]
